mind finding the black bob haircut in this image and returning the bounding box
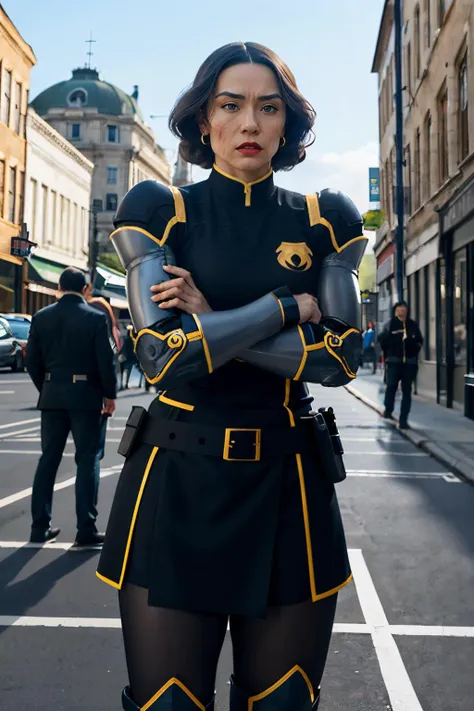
[59,267,87,293]
[169,42,316,172]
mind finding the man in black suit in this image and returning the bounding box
[26,267,117,547]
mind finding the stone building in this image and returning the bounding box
[372,0,474,417]
[30,67,171,252]
[24,108,93,312]
[0,5,35,313]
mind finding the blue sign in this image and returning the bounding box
[369,167,380,203]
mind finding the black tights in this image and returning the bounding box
[119,583,337,707]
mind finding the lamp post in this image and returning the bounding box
[394,0,405,302]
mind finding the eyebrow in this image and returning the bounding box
[215,91,283,101]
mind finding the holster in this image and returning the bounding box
[303,407,346,484]
[117,406,149,458]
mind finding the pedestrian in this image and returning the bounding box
[26,267,117,547]
[119,326,137,390]
[378,300,423,429]
[361,321,377,373]
[97,42,367,711]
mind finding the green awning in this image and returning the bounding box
[28,256,65,285]
[94,264,127,301]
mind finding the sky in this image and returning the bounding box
[6,0,384,228]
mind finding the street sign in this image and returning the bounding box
[10,223,36,258]
[369,167,380,203]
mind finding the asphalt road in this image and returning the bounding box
[0,366,473,711]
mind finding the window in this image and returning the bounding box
[30,179,38,240]
[414,5,421,80]
[423,264,430,360]
[106,193,118,211]
[417,268,426,358]
[107,125,119,143]
[70,123,81,140]
[424,112,432,200]
[51,190,57,244]
[438,84,448,185]
[405,144,412,214]
[19,89,28,138]
[1,68,12,126]
[0,322,8,340]
[13,81,21,134]
[41,185,48,246]
[458,53,469,163]
[8,166,16,224]
[107,167,118,185]
[406,42,412,99]
[424,0,431,48]
[0,160,4,218]
[438,0,445,26]
[414,128,421,210]
[453,248,467,366]
[428,262,436,360]
[67,88,87,107]
[414,269,421,324]
[17,170,24,224]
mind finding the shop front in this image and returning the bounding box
[439,174,474,418]
[0,254,22,313]
[376,241,395,328]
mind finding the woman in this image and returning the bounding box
[97,42,366,711]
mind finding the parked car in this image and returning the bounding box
[0,315,31,370]
[0,317,24,372]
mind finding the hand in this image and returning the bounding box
[102,398,116,416]
[150,265,212,315]
[294,294,322,325]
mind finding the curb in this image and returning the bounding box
[344,384,474,484]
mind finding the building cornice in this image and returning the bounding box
[371,0,394,73]
[27,109,94,174]
[0,5,36,66]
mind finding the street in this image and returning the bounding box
[0,370,473,711]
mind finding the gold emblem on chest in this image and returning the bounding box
[276,242,313,272]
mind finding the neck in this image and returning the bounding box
[214,157,272,184]
[60,291,83,298]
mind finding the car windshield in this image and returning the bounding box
[6,320,30,339]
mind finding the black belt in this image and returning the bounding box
[139,416,315,462]
[45,373,89,383]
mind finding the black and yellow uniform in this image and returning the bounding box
[97,165,366,618]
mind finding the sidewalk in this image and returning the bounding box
[345,368,474,483]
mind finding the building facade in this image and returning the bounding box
[30,68,171,251]
[373,0,474,417]
[24,108,93,311]
[0,5,35,313]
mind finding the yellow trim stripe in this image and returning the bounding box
[324,330,357,379]
[294,325,308,381]
[313,572,353,601]
[248,665,314,710]
[271,293,285,326]
[142,678,206,711]
[295,453,317,601]
[192,314,213,374]
[135,328,187,385]
[109,186,186,247]
[95,447,159,590]
[213,163,273,207]
[305,192,368,253]
[283,378,295,426]
[159,391,195,411]
[305,193,321,227]
[305,341,326,352]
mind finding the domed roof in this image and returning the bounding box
[30,67,143,121]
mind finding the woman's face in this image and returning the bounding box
[202,62,287,182]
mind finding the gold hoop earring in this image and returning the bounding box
[280,136,286,148]
[201,133,210,146]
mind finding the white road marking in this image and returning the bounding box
[0,425,41,438]
[0,450,75,456]
[349,548,424,711]
[0,464,122,509]
[0,378,31,383]
[0,417,40,430]
[347,469,449,477]
[0,437,122,444]
[344,452,428,457]
[0,390,15,394]
[390,625,474,638]
[0,616,122,629]
[342,437,411,443]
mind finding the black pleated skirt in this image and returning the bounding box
[97,395,351,617]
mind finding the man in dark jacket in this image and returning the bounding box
[26,267,117,547]
[378,301,423,429]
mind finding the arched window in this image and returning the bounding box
[67,88,88,107]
